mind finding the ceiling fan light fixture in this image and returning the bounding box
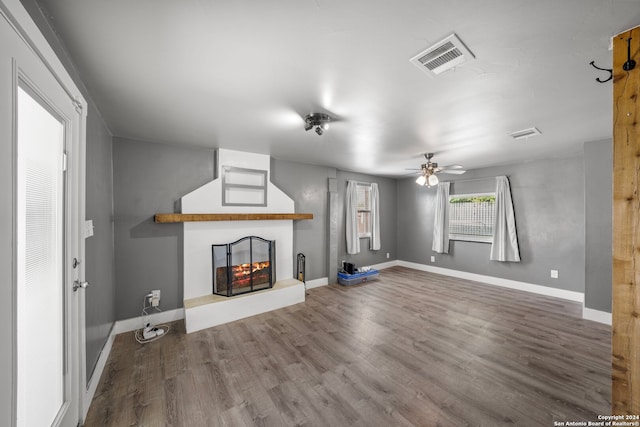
[413,153,464,186]
[304,113,331,136]
[415,172,439,187]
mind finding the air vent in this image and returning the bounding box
[410,33,475,77]
[509,127,542,140]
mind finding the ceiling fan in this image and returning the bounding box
[410,153,466,187]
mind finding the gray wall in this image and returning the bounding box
[584,139,612,312]
[398,154,586,293]
[337,170,398,276]
[112,138,214,320]
[270,158,331,281]
[19,0,118,384]
[84,102,116,380]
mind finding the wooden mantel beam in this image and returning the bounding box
[612,25,640,415]
[154,213,313,223]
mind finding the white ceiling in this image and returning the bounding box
[38,0,640,176]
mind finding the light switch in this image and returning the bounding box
[85,220,94,238]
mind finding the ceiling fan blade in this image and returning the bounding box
[409,154,464,176]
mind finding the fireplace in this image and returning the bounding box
[212,236,276,297]
[181,149,305,333]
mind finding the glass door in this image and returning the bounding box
[16,83,68,427]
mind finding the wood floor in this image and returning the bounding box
[84,267,611,427]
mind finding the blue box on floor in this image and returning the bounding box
[337,269,379,286]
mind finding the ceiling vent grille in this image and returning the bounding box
[509,127,542,140]
[410,33,475,77]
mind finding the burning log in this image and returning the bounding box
[216,261,271,291]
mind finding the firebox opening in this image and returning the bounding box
[212,236,276,297]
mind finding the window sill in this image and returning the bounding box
[449,235,492,244]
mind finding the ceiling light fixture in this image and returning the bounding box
[304,113,331,136]
[411,153,465,187]
[415,165,440,187]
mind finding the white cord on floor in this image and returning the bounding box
[134,324,170,344]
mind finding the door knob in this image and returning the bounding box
[73,280,89,292]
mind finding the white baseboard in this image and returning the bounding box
[397,260,585,303]
[114,308,185,334]
[83,324,116,419]
[369,260,400,270]
[305,277,328,289]
[582,306,612,325]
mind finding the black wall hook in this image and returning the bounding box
[590,61,613,83]
[623,37,636,71]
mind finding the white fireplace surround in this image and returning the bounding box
[181,149,304,332]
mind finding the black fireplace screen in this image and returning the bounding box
[212,236,275,297]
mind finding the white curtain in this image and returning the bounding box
[370,183,381,250]
[490,176,521,262]
[346,180,360,254]
[432,181,450,254]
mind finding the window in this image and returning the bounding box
[448,193,496,243]
[356,184,371,238]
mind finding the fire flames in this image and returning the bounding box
[232,261,270,277]
[216,261,271,292]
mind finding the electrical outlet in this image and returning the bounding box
[550,270,559,279]
[430,256,435,263]
[151,289,161,307]
[386,252,390,259]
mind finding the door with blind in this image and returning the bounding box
[16,82,78,427]
[1,2,86,426]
